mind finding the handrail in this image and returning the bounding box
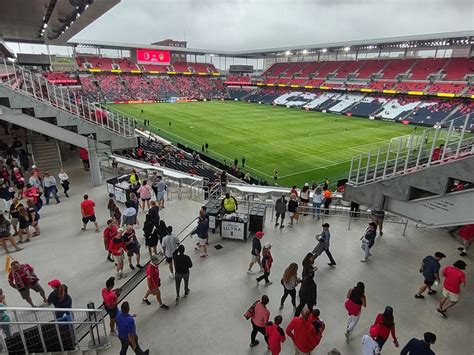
[0,59,136,138]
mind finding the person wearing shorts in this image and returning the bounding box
[415,252,445,299]
[137,180,152,212]
[102,277,120,334]
[122,225,143,271]
[155,176,166,209]
[142,255,169,310]
[8,261,48,307]
[437,260,467,318]
[370,209,385,236]
[80,194,99,232]
[192,215,209,259]
[109,229,127,279]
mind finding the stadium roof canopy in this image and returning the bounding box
[0,0,120,45]
[69,31,474,58]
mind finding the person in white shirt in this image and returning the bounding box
[58,169,70,197]
[362,326,381,355]
[28,172,42,191]
[42,172,60,204]
[161,226,179,279]
[312,185,323,220]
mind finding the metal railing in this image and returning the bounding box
[0,306,108,353]
[348,114,473,186]
[0,59,136,137]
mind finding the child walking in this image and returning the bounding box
[256,243,273,286]
[265,315,286,355]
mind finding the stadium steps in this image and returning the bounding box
[29,132,63,173]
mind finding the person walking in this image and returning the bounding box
[147,200,160,228]
[28,171,42,192]
[148,171,159,198]
[173,244,192,303]
[103,220,118,262]
[109,228,127,279]
[122,201,137,227]
[401,332,436,355]
[274,195,287,228]
[299,183,310,215]
[287,193,299,227]
[286,308,320,355]
[0,213,22,253]
[192,215,209,259]
[370,209,385,236]
[437,260,467,318]
[102,276,121,335]
[162,226,179,278]
[116,302,150,355]
[256,243,273,286]
[26,199,40,237]
[294,272,317,317]
[372,306,399,350]
[360,222,377,262]
[0,182,14,214]
[455,224,474,257]
[122,225,143,271]
[249,294,270,347]
[107,197,117,219]
[42,172,60,205]
[279,262,301,311]
[58,169,70,197]
[142,254,169,310]
[137,180,152,212]
[312,185,323,219]
[313,223,336,266]
[143,214,158,257]
[0,289,12,338]
[11,167,25,198]
[17,205,31,243]
[9,198,20,236]
[247,231,264,274]
[265,315,285,355]
[46,279,72,319]
[361,325,381,355]
[344,281,366,338]
[23,183,42,211]
[302,253,317,279]
[8,260,48,307]
[80,194,99,232]
[415,252,446,299]
[155,176,166,209]
[241,156,246,168]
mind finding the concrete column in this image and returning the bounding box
[87,138,102,187]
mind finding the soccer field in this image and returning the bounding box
[109,101,420,187]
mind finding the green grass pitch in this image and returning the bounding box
[109,101,420,187]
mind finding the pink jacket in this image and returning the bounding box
[251,302,270,327]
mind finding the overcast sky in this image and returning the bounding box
[72,0,474,51]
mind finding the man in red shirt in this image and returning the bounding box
[109,229,127,279]
[457,224,474,257]
[8,261,48,307]
[80,194,99,232]
[142,254,169,310]
[102,276,120,334]
[286,308,320,354]
[437,260,467,317]
[103,219,117,262]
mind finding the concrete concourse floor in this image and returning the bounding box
[0,160,472,355]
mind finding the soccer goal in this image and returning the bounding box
[390,134,425,150]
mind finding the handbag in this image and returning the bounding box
[243,300,259,320]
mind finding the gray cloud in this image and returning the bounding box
[73,0,474,50]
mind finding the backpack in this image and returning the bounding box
[243,300,259,320]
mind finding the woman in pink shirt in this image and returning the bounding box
[250,295,270,347]
[137,180,152,212]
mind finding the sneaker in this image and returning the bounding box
[120,271,126,278]
[116,272,122,280]
[360,259,368,262]
[379,232,383,237]
[279,305,284,310]
[107,256,114,262]
[436,309,447,318]
[414,294,425,299]
[457,247,465,251]
[142,299,151,305]
[129,264,136,270]
[194,247,200,253]
[344,330,350,339]
[328,263,336,267]
[265,281,273,286]
[136,264,144,269]
[200,254,208,259]
[160,304,169,310]
[256,280,260,286]
[184,289,190,296]
[249,340,259,347]
[109,330,117,337]
[247,270,255,275]
[176,297,180,303]
[274,223,279,227]
[460,252,467,257]
[280,225,285,229]
[428,290,437,295]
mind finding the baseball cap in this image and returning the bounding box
[150,255,160,264]
[48,279,61,288]
[264,242,273,249]
[434,252,446,258]
[117,227,124,233]
[255,231,265,238]
[304,183,309,187]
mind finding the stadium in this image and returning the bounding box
[0,0,472,354]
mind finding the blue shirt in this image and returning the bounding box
[401,338,435,355]
[116,311,136,340]
[421,256,440,281]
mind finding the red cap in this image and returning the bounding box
[255,231,265,238]
[48,279,61,288]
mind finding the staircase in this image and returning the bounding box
[343,118,474,227]
[0,59,137,152]
[29,132,63,172]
